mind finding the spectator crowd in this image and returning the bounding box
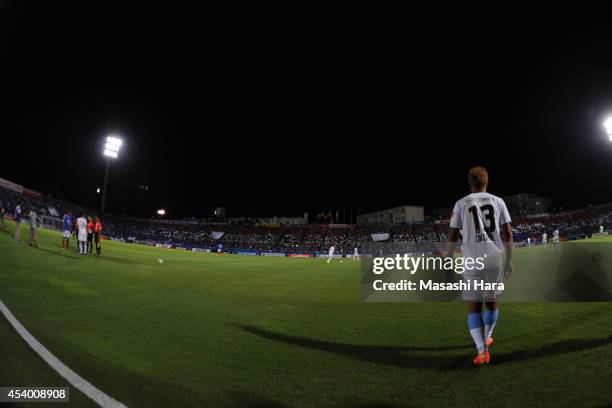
[1,184,611,254]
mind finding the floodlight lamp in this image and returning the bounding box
[106,136,123,147]
[103,135,122,159]
[105,142,120,152]
[103,149,118,158]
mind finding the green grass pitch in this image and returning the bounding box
[0,220,611,407]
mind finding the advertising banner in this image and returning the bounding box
[371,233,390,242]
[235,251,259,256]
[211,231,225,240]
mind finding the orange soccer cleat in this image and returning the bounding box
[473,351,490,365]
[485,337,494,347]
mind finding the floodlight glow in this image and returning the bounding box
[104,142,120,152]
[103,149,118,158]
[106,136,122,147]
[103,135,122,159]
[157,209,166,215]
[604,117,612,136]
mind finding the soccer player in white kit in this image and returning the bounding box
[552,229,560,248]
[352,247,359,260]
[76,213,88,255]
[28,208,38,248]
[447,167,514,365]
[327,245,335,263]
[14,200,22,242]
[541,232,548,248]
[527,237,532,247]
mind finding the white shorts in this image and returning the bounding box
[461,266,503,301]
[78,230,87,241]
[63,230,71,238]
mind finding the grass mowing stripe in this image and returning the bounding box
[0,299,127,408]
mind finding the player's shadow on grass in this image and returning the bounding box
[36,247,84,260]
[35,247,145,266]
[236,324,612,370]
[235,323,471,370]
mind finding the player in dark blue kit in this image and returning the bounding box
[217,243,224,255]
[61,211,72,250]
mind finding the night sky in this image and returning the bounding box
[2,4,612,218]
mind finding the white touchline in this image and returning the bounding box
[0,299,127,408]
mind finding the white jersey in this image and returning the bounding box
[29,211,37,229]
[553,230,559,240]
[450,192,511,268]
[354,248,358,255]
[542,233,547,243]
[77,217,87,241]
[328,246,335,256]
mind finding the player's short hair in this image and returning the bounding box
[468,166,488,189]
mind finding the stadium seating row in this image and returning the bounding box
[1,184,610,253]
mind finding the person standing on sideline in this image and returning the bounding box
[86,216,94,254]
[71,214,78,251]
[14,200,23,242]
[61,211,72,250]
[94,217,102,256]
[76,213,88,255]
[447,167,514,366]
[28,207,38,247]
[0,198,5,231]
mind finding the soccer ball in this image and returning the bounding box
[157,258,164,264]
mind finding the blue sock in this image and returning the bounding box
[468,312,485,353]
[483,309,499,340]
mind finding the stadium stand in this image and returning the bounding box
[1,182,611,255]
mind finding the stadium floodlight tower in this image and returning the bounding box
[101,136,123,212]
[605,117,612,142]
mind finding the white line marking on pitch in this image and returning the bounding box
[0,299,127,408]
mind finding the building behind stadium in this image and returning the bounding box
[357,205,424,224]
